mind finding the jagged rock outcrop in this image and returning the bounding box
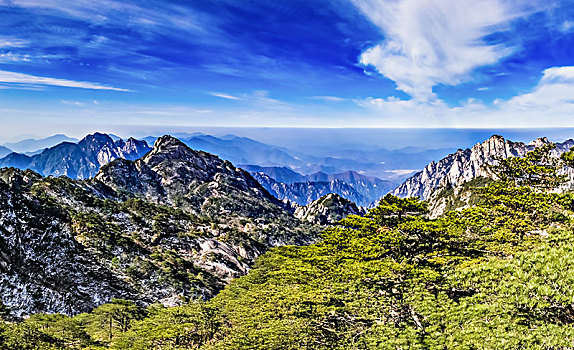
[295,193,365,225]
[0,136,321,318]
[392,135,574,200]
[0,133,151,179]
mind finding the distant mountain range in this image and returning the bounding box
[2,134,78,154]
[144,134,301,170]
[247,166,395,206]
[143,133,450,182]
[0,133,150,179]
[253,173,368,206]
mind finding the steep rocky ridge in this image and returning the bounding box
[0,136,321,318]
[392,135,574,200]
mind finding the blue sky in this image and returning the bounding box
[0,0,573,139]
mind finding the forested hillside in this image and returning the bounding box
[3,144,574,349]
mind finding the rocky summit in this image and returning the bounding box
[0,136,321,318]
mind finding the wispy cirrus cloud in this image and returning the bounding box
[2,0,203,32]
[0,36,28,48]
[0,70,131,91]
[210,90,290,108]
[352,0,548,101]
[310,96,347,102]
[211,92,241,100]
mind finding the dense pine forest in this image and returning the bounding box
[3,144,574,349]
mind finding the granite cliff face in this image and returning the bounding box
[392,135,574,200]
[0,133,151,179]
[0,136,320,318]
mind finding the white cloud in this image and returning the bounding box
[499,66,574,112]
[210,92,241,100]
[0,36,28,48]
[354,66,574,127]
[6,0,204,33]
[352,0,538,100]
[311,96,347,102]
[0,70,131,91]
[210,90,290,109]
[61,100,85,106]
[0,52,31,63]
[561,20,574,32]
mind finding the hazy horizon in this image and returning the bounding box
[5,127,574,151]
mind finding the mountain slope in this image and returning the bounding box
[392,135,574,200]
[0,136,320,318]
[0,133,151,179]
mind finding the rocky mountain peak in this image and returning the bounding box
[471,134,515,158]
[79,132,114,147]
[153,135,185,149]
[144,135,201,163]
[529,137,550,147]
[485,134,505,143]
